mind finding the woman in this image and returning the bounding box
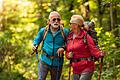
[66,15,105,80]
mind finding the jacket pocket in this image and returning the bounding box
[72,60,88,71]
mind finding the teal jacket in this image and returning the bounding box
[33,26,69,66]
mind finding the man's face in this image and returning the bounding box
[49,16,61,29]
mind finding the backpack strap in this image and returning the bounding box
[41,25,66,48]
[60,25,66,42]
[41,25,50,48]
[83,32,100,62]
[83,31,98,46]
[83,32,88,45]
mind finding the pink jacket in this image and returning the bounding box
[66,29,102,74]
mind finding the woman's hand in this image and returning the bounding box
[68,52,74,58]
[100,51,106,57]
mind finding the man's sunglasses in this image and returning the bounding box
[52,18,61,22]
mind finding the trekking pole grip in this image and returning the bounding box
[31,49,38,55]
[101,57,104,63]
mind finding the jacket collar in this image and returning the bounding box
[67,29,86,40]
[48,26,62,36]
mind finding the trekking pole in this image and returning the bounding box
[56,53,62,80]
[31,51,42,80]
[98,57,103,80]
[31,51,39,62]
[68,59,72,80]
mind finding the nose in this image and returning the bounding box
[54,19,58,22]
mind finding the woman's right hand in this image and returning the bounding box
[100,51,106,57]
[68,52,74,58]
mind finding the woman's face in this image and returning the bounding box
[70,23,79,32]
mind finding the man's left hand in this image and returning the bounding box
[57,48,65,54]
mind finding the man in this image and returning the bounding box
[32,11,69,80]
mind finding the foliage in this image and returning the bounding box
[0,0,38,80]
[0,0,120,80]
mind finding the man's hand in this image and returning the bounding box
[32,45,38,52]
[57,48,65,54]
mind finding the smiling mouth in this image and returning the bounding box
[54,24,58,25]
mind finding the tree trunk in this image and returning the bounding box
[110,2,114,31]
[81,0,90,21]
[97,0,103,27]
[51,0,59,11]
[69,0,74,11]
[113,2,118,37]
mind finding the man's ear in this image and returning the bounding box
[60,20,64,26]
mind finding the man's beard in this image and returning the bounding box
[51,24,59,28]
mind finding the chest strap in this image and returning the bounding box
[72,56,94,62]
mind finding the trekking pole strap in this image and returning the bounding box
[31,52,34,55]
[31,51,39,62]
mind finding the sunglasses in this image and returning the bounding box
[69,23,77,25]
[52,18,61,22]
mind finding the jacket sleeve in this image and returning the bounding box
[33,28,45,46]
[63,28,70,49]
[86,34,102,58]
[64,28,70,38]
[65,38,71,60]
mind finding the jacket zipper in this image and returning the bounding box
[52,35,55,66]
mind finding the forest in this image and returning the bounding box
[0,0,120,80]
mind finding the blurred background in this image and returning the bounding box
[0,0,120,80]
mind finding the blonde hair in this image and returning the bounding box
[70,15,84,27]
